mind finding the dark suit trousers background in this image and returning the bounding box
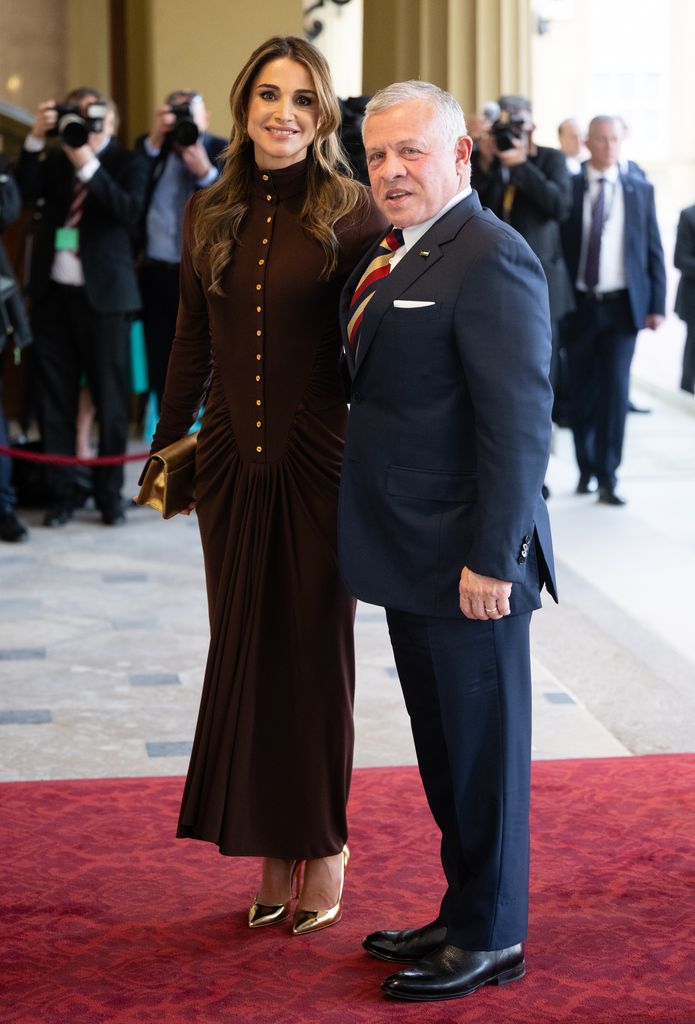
[386,608,533,951]
[680,317,695,393]
[141,259,180,406]
[563,291,636,489]
[32,282,130,509]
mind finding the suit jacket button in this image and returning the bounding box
[524,534,532,543]
[518,555,525,565]
[352,391,362,404]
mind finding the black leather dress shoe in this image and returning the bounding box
[363,921,447,963]
[43,505,73,527]
[101,504,125,526]
[576,472,596,494]
[381,942,525,1002]
[597,487,626,506]
[0,511,29,543]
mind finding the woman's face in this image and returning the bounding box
[246,57,319,170]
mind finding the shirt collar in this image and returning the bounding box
[401,186,472,252]
[587,162,620,185]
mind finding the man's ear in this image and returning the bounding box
[455,135,473,167]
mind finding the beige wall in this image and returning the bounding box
[0,0,68,115]
[363,0,532,116]
[66,0,110,97]
[136,0,303,142]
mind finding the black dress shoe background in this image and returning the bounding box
[597,487,626,506]
[101,502,125,526]
[363,920,447,963]
[576,472,596,494]
[381,942,525,1002]
[43,505,73,528]
[0,510,29,543]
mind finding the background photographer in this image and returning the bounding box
[472,94,574,432]
[0,159,31,543]
[137,91,226,407]
[16,86,148,527]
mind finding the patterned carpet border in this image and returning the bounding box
[2,755,694,1023]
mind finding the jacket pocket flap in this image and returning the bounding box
[386,465,477,502]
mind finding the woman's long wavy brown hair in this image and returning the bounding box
[193,36,367,294]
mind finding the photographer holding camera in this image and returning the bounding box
[137,91,226,407]
[15,86,148,527]
[472,95,574,434]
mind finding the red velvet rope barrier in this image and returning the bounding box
[0,445,149,466]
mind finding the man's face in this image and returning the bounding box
[559,120,583,157]
[586,119,621,171]
[364,99,472,228]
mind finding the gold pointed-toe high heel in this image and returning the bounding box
[248,859,303,929]
[292,845,349,936]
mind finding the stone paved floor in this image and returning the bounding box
[1,382,694,782]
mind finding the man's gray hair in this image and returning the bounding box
[363,80,467,145]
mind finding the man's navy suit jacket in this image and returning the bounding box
[16,140,148,315]
[338,190,558,619]
[561,166,666,332]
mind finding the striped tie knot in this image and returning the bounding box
[347,228,404,352]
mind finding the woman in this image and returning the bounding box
[150,36,385,933]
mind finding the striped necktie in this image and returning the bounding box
[65,178,88,228]
[347,228,404,351]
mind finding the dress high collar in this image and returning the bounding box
[252,158,308,201]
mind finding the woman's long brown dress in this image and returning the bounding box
[152,160,385,859]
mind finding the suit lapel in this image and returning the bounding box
[350,192,481,374]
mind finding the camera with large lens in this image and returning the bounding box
[48,102,108,148]
[169,103,199,147]
[492,114,527,152]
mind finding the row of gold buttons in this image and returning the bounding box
[255,174,273,454]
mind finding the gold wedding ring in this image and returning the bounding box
[484,606,497,614]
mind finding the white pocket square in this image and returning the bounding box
[393,299,436,308]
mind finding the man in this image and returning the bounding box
[674,202,695,394]
[137,92,225,407]
[16,87,148,526]
[558,117,584,175]
[472,94,574,433]
[560,115,666,505]
[0,159,31,542]
[338,81,557,1003]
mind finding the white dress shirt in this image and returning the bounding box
[389,186,473,272]
[577,163,626,293]
[24,134,111,287]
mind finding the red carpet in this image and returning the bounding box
[2,757,694,1024]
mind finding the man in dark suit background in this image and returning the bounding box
[674,202,695,394]
[560,115,666,505]
[16,87,148,526]
[338,80,556,1003]
[136,91,226,407]
[472,94,574,430]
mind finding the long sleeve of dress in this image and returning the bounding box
[151,196,213,452]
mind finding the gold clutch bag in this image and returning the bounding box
[136,431,198,519]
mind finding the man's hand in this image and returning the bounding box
[644,314,664,331]
[63,143,94,169]
[148,106,176,151]
[31,100,57,141]
[495,134,530,168]
[459,566,512,620]
[178,142,213,180]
